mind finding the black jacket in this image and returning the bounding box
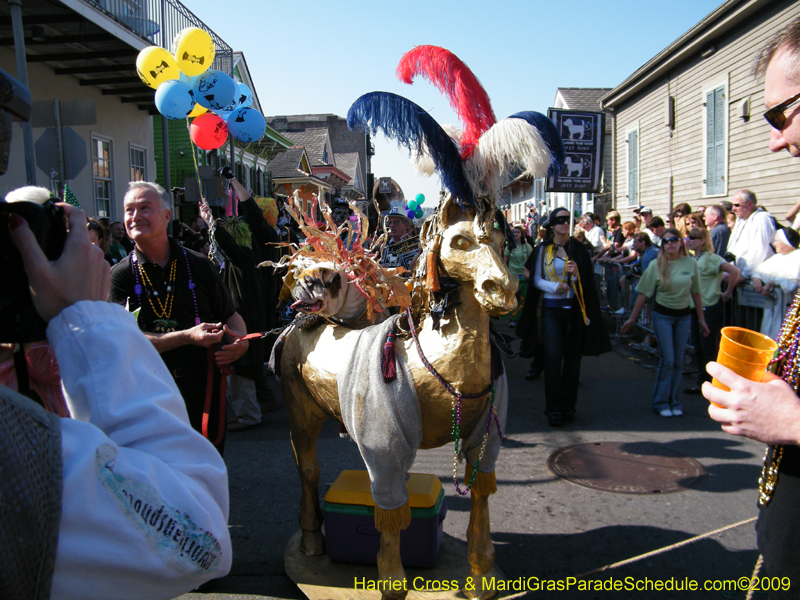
[516,237,611,357]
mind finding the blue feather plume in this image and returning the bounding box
[347,92,475,209]
[508,111,566,176]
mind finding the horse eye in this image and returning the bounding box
[451,235,472,250]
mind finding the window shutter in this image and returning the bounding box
[714,86,725,195]
[627,130,638,206]
[706,87,725,195]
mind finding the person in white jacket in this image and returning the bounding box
[2,201,232,599]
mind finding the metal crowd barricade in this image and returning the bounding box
[589,269,794,342]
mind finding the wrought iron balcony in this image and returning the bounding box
[84,0,232,74]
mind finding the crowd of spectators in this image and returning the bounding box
[512,192,796,416]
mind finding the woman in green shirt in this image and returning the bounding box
[684,227,739,394]
[505,224,532,325]
[622,228,710,417]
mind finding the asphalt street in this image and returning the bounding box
[176,322,768,600]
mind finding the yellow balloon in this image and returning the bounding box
[173,27,216,77]
[136,46,180,89]
[188,103,208,119]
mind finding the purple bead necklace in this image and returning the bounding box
[131,247,200,327]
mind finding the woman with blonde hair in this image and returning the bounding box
[683,227,739,393]
[622,227,709,416]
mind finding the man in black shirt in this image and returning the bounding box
[109,181,248,453]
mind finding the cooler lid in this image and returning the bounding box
[324,470,442,508]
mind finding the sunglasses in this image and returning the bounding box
[764,91,800,130]
[663,237,682,244]
[684,236,701,242]
[550,215,570,226]
[87,221,103,230]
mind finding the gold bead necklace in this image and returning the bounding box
[758,288,800,506]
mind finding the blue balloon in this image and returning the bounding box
[226,107,266,143]
[178,72,198,88]
[192,70,236,111]
[220,82,254,112]
[235,83,253,109]
[154,80,195,119]
[415,193,425,205]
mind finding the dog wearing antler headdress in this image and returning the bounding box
[278,46,564,600]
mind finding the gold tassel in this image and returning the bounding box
[426,250,440,292]
[374,501,411,534]
[465,463,497,495]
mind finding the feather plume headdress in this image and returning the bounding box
[347,45,566,211]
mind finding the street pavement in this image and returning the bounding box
[176,322,768,599]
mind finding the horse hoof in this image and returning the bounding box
[300,530,325,556]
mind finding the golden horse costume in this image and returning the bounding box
[276,45,565,600]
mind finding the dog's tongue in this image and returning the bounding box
[291,299,322,312]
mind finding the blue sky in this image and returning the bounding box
[186,0,725,203]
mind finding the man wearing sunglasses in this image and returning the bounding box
[726,189,775,279]
[705,19,800,596]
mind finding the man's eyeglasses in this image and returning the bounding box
[663,237,681,244]
[764,91,800,130]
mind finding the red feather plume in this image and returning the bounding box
[396,45,496,159]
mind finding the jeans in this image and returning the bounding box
[541,306,582,417]
[651,311,692,413]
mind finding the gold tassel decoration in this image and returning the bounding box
[374,501,411,534]
[426,250,440,292]
[465,463,497,495]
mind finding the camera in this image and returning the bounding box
[0,67,65,342]
[0,199,67,342]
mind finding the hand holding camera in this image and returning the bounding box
[9,203,109,323]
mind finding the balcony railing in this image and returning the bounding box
[86,0,233,75]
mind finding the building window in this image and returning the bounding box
[704,79,728,197]
[626,127,639,207]
[235,161,246,186]
[92,136,113,219]
[130,145,146,182]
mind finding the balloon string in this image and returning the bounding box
[185,117,209,208]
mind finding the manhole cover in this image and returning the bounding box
[547,441,708,494]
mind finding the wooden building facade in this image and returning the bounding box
[602,0,800,223]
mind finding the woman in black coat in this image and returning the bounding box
[516,207,611,426]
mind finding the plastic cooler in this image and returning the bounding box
[322,470,447,568]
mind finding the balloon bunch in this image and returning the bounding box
[404,193,425,220]
[136,28,267,151]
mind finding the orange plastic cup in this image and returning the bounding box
[711,327,777,397]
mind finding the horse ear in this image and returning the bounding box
[438,192,460,227]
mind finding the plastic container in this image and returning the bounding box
[712,327,777,394]
[322,470,447,568]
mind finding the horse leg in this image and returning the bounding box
[284,376,328,556]
[375,504,410,600]
[463,463,498,600]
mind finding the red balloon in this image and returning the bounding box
[189,113,228,150]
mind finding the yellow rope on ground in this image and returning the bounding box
[745,555,763,600]
[494,516,757,600]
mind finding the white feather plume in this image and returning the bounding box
[409,124,463,177]
[465,118,551,198]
